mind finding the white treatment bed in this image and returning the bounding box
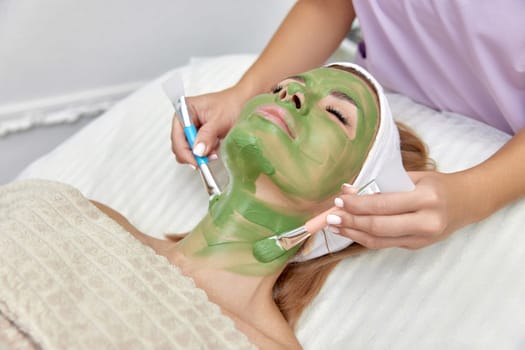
[15,55,525,349]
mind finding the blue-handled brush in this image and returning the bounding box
[162,74,221,199]
[176,96,221,198]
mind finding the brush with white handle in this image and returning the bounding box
[252,179,380,263]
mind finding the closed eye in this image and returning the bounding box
[326,106,348,126]
[271,84,283,94]
[271,76,305,94]
[320,91,358,140]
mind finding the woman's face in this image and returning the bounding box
[223,67,380,202]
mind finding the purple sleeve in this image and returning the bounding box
[353,0,525,134]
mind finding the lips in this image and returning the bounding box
[255,105,295,139]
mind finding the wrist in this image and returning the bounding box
[449,168,498,226]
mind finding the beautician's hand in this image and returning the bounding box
[171,85,249,166]
[328,127,525,249]
[327,171,479,250]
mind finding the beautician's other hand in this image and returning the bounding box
[327,171,479,250]
[171,85,249,166]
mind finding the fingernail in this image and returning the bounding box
[326,214,342,225]
[328,226,340,234]
[188,164,197,171]
[193,142,206,157]
[334,197,344,208]
[209,153,219,161]
[342,183,357,194]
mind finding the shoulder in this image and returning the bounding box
[90,200,174,255]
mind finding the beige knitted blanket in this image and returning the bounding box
[0,180,255,349]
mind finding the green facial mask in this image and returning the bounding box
[225,67,379,199]
[181,67,380,275]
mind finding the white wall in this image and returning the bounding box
[0,0,294,129]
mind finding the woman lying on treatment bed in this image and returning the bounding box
[0,63,432,349]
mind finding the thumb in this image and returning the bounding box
[192,120,222,157]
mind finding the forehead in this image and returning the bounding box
[303,67,375,92]
[302,66,380,124]
[302,68,379,110]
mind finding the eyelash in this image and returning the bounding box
[326,106,348,125]
[271,84,283,94]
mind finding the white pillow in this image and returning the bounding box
[18,55,525,349]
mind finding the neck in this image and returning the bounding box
[166,179,309,347]
[167,175,313,303]
[174,178,310,275]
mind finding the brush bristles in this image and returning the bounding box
[252,237,286,263]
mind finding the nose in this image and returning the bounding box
[278,84,305,112]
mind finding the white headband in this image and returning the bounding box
[293,62,414,262]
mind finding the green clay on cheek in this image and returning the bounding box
[180,67,379,276]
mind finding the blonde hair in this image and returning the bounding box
[273,122,435,328]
